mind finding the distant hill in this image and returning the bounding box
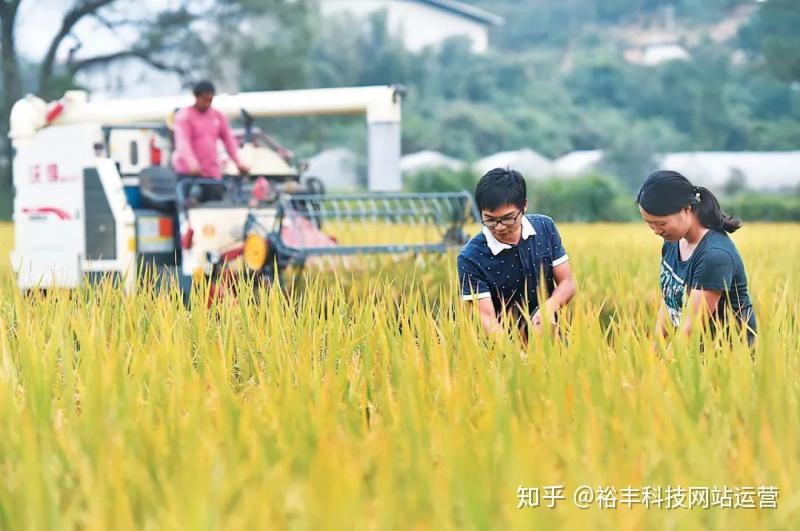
[462,0,755,52]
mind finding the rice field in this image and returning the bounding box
[0,221,798,530]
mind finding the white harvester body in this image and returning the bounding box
[8,86,403,291]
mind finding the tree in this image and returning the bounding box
[0,0,206,217]
[0,0,302,218]
[739,0,800,84]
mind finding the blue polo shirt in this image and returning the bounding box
[457,214,569,315]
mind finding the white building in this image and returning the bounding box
[318,0,504,53]
[401,150,465,174]
[657,151,800,191]
[307,148,360,191]
[551,149,800,191]
[624,43,691,66]
[552,150,605,177]
[473,149,553,180]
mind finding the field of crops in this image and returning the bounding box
[0,221,797,530]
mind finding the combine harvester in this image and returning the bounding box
[8,86,478,296]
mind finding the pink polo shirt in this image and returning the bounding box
[171,105,241,179]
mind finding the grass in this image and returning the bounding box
[0,222,797,530]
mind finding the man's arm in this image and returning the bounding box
[457,253,500,337]
[470,297,502,337]
[532,261,576,333]
[173,111,200,174]
[531,217,576,333]
[218,113,248,174]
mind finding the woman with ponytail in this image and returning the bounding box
[637,170,756,346]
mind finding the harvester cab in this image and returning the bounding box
[228,109,300,180]
[8,86,479,295]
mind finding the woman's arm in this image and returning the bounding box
[655,303,669,339]
[680,288,722,336]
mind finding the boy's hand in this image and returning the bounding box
[531,307,556,336]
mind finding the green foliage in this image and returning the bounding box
[0,191,10,221]
[739,0,800,84]
[405,170,637,222]
[406,168,800,223]
[530,174,638,222]
[244,0,800,171]
[726,192,800,222]
[404,166,478,194]
[5,0,800,222]
[473,0,751,49]
[597,117,689,192]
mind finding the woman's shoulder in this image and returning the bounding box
[702,230,740,255]
[661,239,678,259]
[694,230,741,268]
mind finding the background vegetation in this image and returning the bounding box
[1,0,799,218]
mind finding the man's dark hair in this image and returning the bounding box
[193,80,216,96]
[475,168,527,212]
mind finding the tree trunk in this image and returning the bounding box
[0,1,22,219]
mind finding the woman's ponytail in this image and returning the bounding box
[694,186,742,233]
[639,170,743,233]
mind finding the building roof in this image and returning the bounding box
[417,0,504,26]
[475,149,553,179]
[658,151,800,190]
[627,44,691,66]
[401,150,465,173]
[308,148,359,191]
[552,150,604,176]
[549,149,800,190]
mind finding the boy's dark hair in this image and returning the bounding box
[193,80,216,96]
[475,168,527,212]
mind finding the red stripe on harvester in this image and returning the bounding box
[45,102,64,123]
[159,217,173,237]
[22,207,71,220]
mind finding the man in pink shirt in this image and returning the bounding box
[172,80,249,182]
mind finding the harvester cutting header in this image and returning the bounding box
[8,85,478,294]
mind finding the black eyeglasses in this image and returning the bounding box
[481,210,522,228]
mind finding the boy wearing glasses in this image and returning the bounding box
[457,168,576,338]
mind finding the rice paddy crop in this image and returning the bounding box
[0,222,797,530]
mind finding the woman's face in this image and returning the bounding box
[639,205,692,242]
